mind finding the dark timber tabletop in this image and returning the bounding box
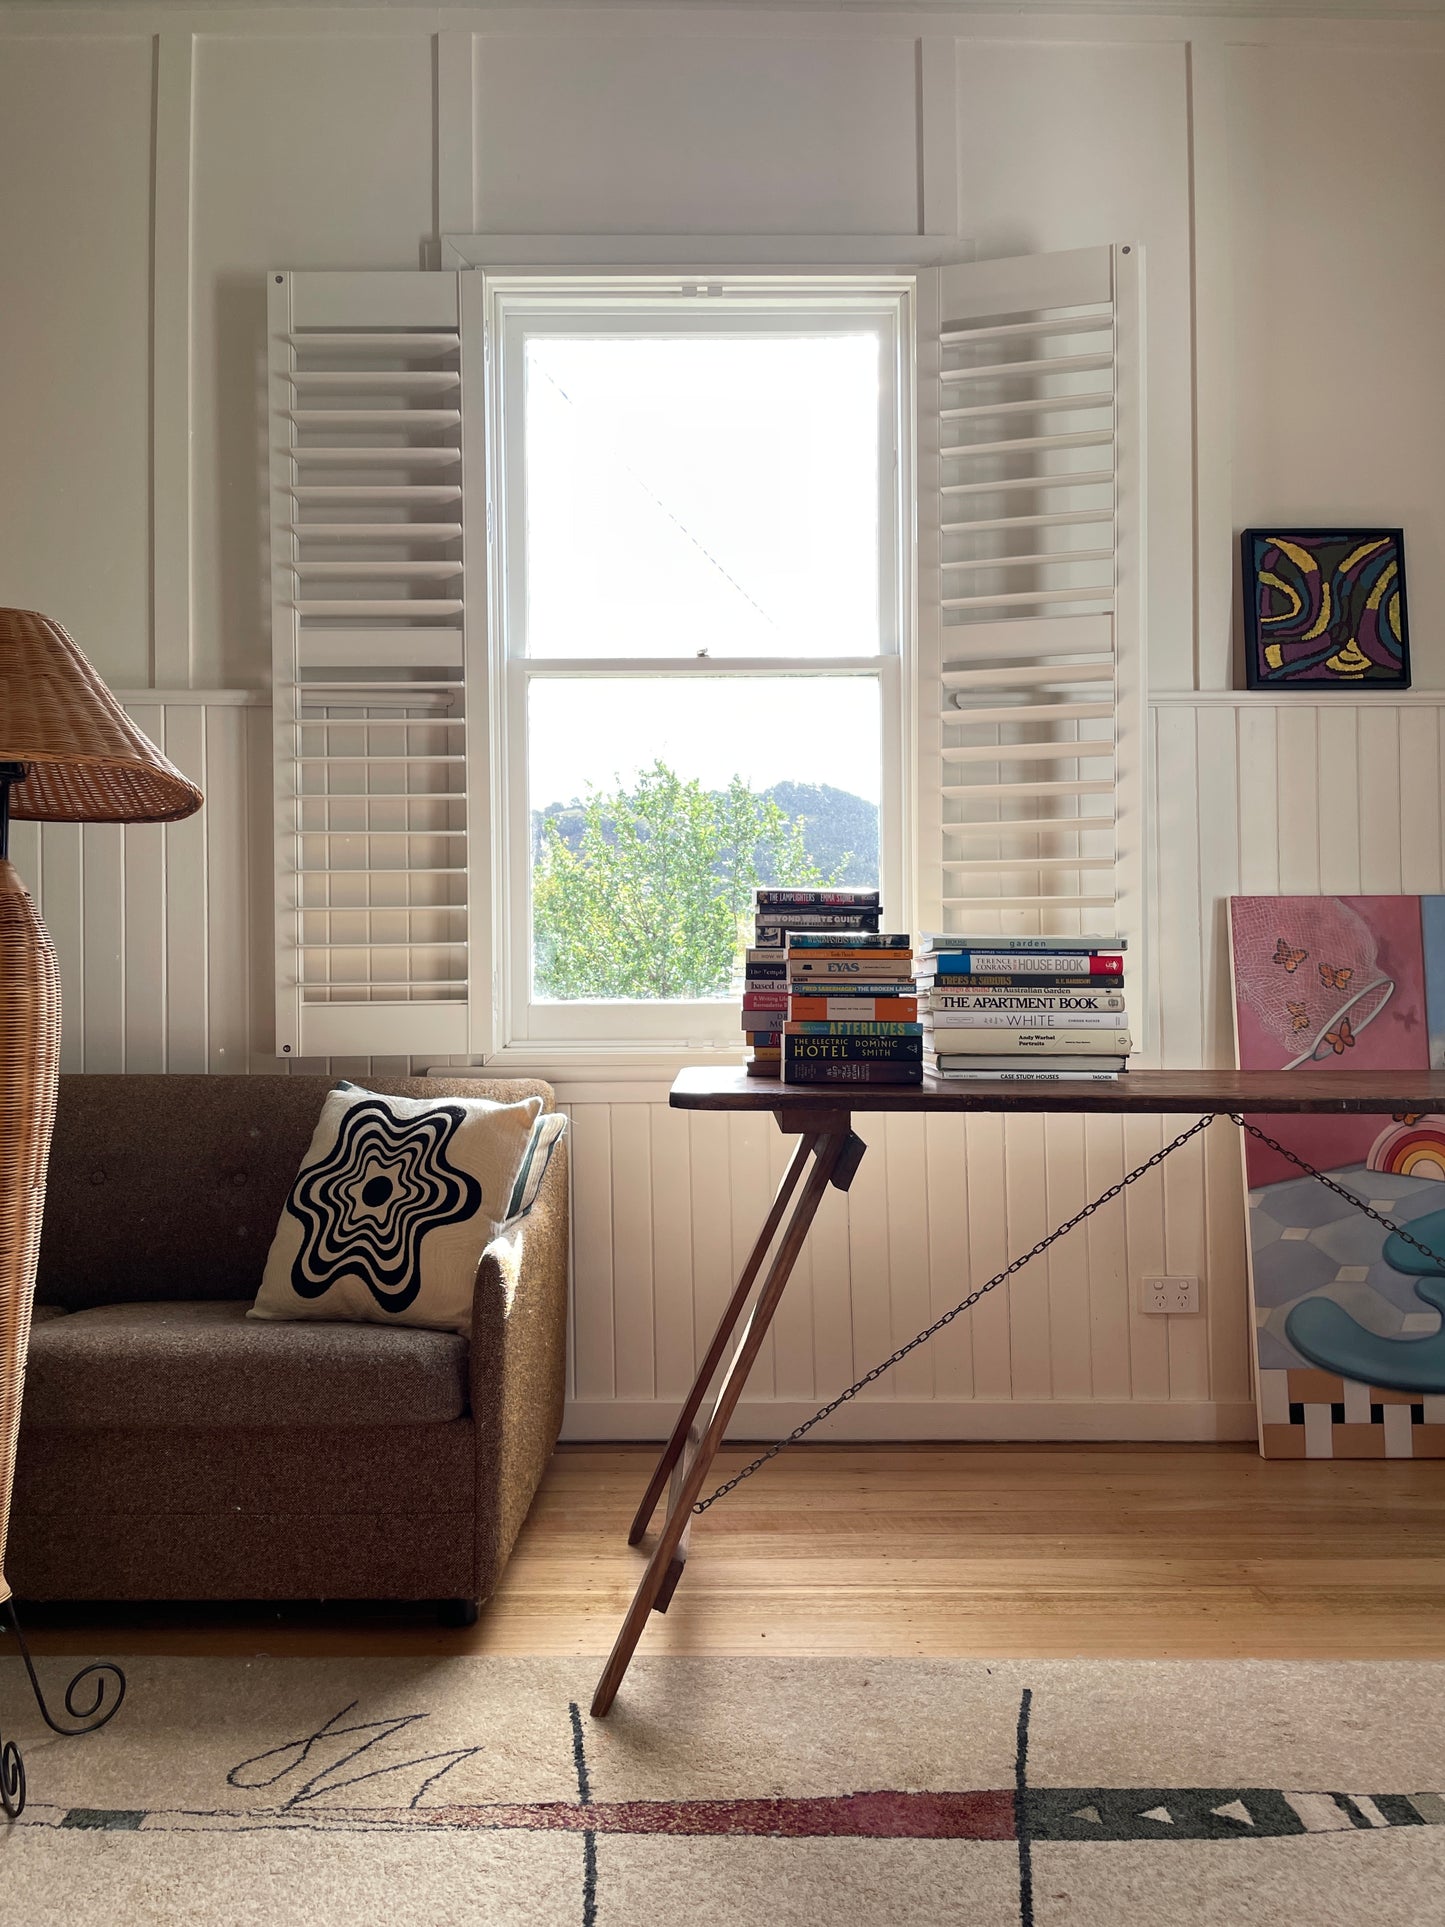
[670,1065,1445,1116]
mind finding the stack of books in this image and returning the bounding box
[782,932,922,1086]
[918,935,1131,1082]
[742,889,880,1077]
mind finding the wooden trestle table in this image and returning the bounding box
[590,1066,1445,1716]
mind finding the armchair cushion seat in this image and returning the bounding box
[22,1298,469,1429]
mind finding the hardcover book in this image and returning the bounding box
[920,952,1123,977]
[755,910,880,931]
[927,1068,1121,1082]
[756,925,880,948]
[924,990,1126,1012]
[927,1054,1127,1073]
[784,1034,923,1063]
[924,1010,1127,1030]
[785,1022,923,1037]
[786,932,911,950]
[921,1030,1130,1054]
[923,973,1124,990]
[785,950,914,965]
[783,1059,925,1086]
[788,981,920,999]
[790,957,916,979]
[756,889,880,909]
[918,934,1126,953]
[789,996,919,1021]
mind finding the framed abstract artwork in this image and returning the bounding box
[1240,528,1410,690]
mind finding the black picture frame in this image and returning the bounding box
[1240,528,1410,691]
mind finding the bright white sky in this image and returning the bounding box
[529,677,881,806]
[522,331,885,809]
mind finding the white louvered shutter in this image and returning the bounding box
[914,245,1144,964]
[268,270,487,1060]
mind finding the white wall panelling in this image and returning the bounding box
[152,30,197,688]
[3,5,1444,1437]
[17,691,1444,1439]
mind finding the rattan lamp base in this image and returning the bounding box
[0,856,60,1608]
[0,856,128,1818]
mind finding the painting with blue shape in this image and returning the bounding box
[1231,895,1445,1458]
[1422,896,1445,1068]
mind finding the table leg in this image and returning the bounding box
[591,1120,860,1717]
[627,1131,817,1546]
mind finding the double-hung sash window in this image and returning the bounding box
[485,278,912,1050]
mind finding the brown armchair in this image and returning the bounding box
[8,1075,568,1619]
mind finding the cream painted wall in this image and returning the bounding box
[190,32,438,686]
[473,29,923,235]
[953,35,1196,685]
[0,33,155,684]
[2,9,1441,693]
[1221,34,1445,690]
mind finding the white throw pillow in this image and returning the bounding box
[250,1082,543,1336]
[504,1109,569,1223]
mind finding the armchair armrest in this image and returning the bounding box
[467,1134,569,1598]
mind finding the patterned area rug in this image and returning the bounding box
[3,1656,1444,1924]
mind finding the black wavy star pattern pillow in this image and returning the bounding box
[250,1083,543,1335]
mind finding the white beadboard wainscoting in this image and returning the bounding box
[14,688,1445,1441]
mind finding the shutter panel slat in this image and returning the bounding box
[290,486,462,502]
[919,244,1144,977]
[943,467,1114,498]
[269,269,483,1061]
[286,524,465,541]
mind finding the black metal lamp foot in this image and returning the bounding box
[1,1600,126,1819]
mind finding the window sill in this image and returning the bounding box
[425,1042,747,1103]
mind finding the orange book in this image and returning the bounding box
[789,996,918,1022]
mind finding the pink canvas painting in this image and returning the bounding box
[1230,896,1445,1459]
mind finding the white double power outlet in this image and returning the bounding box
[1139,1275,1201,1315]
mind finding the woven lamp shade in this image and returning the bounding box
[0,609,202,822]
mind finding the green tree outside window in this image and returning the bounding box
[532,761,858,1001]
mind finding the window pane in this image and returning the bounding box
[528,677,881,1001]
[523,334,882,659]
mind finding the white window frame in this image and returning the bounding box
[478,268,919,1058]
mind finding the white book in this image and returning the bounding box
[917,933,1126,953]
[927,1068,1122,1082]
[925,990,1126,1013]
[924,1010,1128,1030]
[928,1054,1127,1072]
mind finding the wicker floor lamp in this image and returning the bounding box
[0,609,203,1817]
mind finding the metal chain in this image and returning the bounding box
[1229,1114,1445,1272]
[694,1110,1222,1514]
[695,1106,1445,1517]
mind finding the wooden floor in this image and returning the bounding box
[20,1442,1445,1662]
